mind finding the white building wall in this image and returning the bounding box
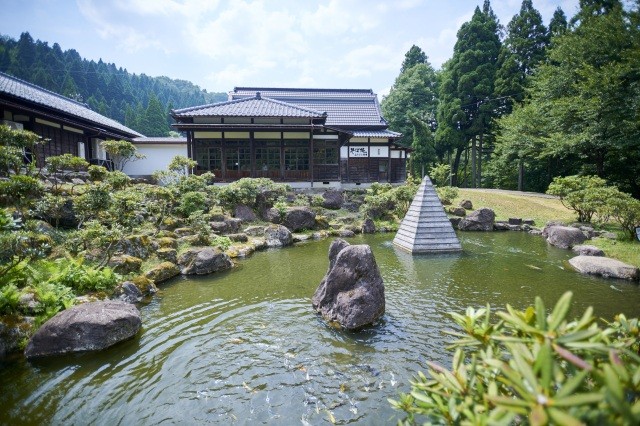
[122,144,187,177]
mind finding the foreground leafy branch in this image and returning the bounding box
[390,292,640,425]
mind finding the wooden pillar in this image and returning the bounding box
[367,140,371,182]
[187,131,192,161]
[388,142,392,183]
[250,131,255,178]
[310,135,314,187]
[221,134,226,180]
[280,135,284,181]
[346,141,350,183]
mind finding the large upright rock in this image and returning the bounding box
[458,208,495,231]
[569,256,639,281]
[312,239,385,330]
[24,301,141,359]
[543,225,587,249]
[393,176,462,253]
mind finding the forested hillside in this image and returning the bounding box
[0,32,226,136]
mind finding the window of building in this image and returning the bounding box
[313,141,338,164]
[255,141,281,171]
[196,146,222,171]
[284,146,309,170]
[224,141,251,171]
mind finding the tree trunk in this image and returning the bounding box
[451,147,464,187]
[518,158,524,191]
[471,136,477,188]
[477,133,483,187]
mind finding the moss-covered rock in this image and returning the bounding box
[157,247,178,264]
[130,275,158,295]
[144,262,180,284]
[154,237,178,250]
[0,315,35,358]
[117,234,152,259]
[108,254,143,275]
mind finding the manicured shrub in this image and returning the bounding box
[391,292,640,425]
[217,178,288,209]
[429,164,451,187]
[436,186,458,204]
[105,170,132,190]
[179,191,208,217]
[0,175,43,211]
[547,175,609,222]
[87,165,108,182]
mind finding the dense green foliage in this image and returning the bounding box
[490,1,640,197]
[391,292,640,425]
[547,175,640,239]
[0,32,226,136]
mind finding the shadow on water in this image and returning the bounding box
[1,232,639,425]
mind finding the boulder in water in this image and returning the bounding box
[568,256,639,281]
[543,225,586,249]
[312,239,385,330]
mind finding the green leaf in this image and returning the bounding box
[547,407,583,426]
[556,328,601,344]
[552,392,602,407]
[535,296,547,330]
[555,370,589,398]
[548,292,572,331]
[529,405,548,426]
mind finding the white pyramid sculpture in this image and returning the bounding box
[393,175,462,254]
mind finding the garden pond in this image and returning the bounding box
[1,231,640,425]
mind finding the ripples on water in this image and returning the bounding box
[1,232,639,425]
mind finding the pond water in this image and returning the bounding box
[2,232,640,425]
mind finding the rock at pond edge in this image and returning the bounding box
[24,301,141,359]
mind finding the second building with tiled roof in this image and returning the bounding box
[171,87,407,186]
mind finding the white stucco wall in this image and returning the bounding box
[122,144,187,177]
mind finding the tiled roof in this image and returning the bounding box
[133,137,186,144]
[0,72,142,137]
[230,87,387,127]
[351,129,402,138]
[173,94,326,118]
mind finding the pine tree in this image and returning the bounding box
[549,7,569,38]
[381,59,438,146]
[495,0,548,115]
[409,114,436,178]
[400,45,428,73]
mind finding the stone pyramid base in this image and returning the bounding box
[393,176,462,254]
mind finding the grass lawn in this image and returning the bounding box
[452,188,640,268]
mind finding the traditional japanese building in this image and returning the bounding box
[171,87,407,187]
[0,71,141,167]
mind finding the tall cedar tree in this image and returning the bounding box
[495,0,548,114]
[400,45,428,73]
[409,114,436,178]
[381,45,438,147]
[435,1,501,187]
[548,7,569,38]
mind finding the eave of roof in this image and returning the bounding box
[173,94,327,119]
[0,72,142,138]
[133,137,187,144]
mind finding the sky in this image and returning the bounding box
[0,0,579,97]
